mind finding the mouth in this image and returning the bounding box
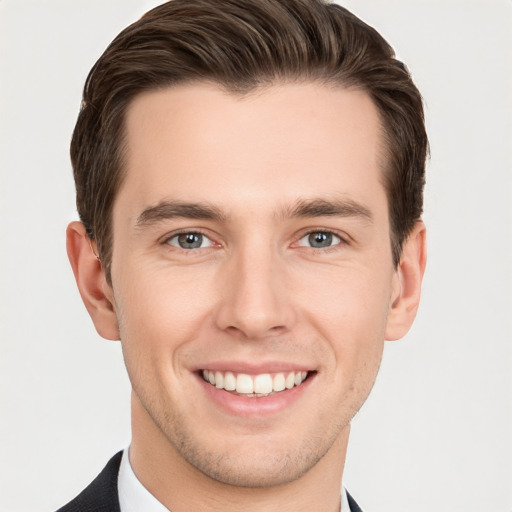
[200,369,310,397]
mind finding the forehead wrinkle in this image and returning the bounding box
[277,197,374,223]
[135,200,228,228]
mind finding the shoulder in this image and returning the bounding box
[55,451,123,512]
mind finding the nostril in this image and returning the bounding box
[222,323,286,340]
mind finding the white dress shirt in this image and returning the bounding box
[118,449,352,512]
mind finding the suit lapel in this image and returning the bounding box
[56,451,122,512]
[346,490,364,512]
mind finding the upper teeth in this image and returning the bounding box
[202,370,308,395]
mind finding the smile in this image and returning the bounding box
[201,370,309,397]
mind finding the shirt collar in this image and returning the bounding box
[118,448,169,512]
[118,448,351,512]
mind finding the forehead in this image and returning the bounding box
[119,82,386,218]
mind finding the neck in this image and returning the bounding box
[129,392,349,512]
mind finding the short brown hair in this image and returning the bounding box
[71,0,428,281]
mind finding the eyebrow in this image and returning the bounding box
[136,200,227,227]
[282,198,373,222]
[135,196,373,228]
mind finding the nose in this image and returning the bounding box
[213,245,296,340]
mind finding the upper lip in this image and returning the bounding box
[193,361,314,374]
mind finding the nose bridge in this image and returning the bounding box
[214,235,294,338]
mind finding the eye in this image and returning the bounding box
[166,232,214,250]
[298,231,342,249]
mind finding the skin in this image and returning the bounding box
[67,82,426,512]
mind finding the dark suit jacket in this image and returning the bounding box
[56,451,363,512]
[56,452,122,512]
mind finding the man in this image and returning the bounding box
[59,0,427,510]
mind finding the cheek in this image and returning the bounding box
[116,264,212,334]
[293,262,391,375]
[297,260,392,330]
[112,265,216,385]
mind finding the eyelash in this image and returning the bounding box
[161,229,218,251]
[160,228,349,253]
[295,229,348,252]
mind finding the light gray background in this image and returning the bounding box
[1,1,511,511]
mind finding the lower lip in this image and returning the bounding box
[196,373,314,418]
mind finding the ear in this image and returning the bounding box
[385,221,427,341]
[66,221,120,340]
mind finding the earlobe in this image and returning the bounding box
[385,221,427,341]
[66,221,120,341]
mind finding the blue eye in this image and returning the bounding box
[298,231,342,249]
[167,232,214,249]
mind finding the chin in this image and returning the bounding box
[185,446,324,488]
[162,418,339,488]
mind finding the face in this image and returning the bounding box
[109,82,400,486]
